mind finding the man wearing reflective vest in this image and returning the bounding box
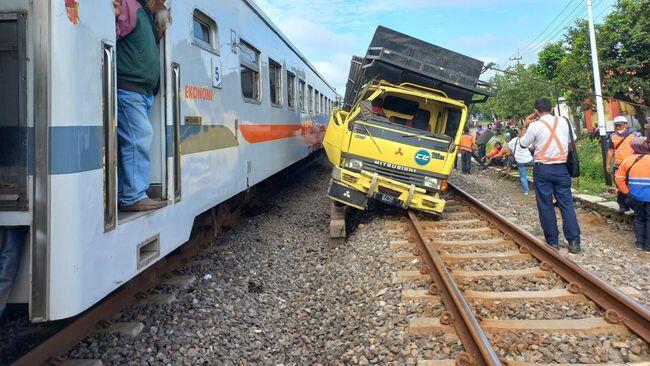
[520,98,581,253]
[459,128,476,174]
[607,116,640,213]
[614,137,650,252]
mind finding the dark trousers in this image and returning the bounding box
[489,157,507,167]
[461,150,472,173]
[630,199,650,250]
[533,164,581,245]
[617,190,630,212]
[478,144,487,160]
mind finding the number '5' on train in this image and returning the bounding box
[0,0,338,321]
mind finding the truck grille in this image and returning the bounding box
[364,161,425,187]
[377,186,402,198]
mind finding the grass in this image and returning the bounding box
[573,138,613,198]
[483,133,613,198]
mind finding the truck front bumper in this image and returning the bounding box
[327,167,446,214]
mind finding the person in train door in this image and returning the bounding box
[520,98,581,253]
[607,116,640,214]
[113,0,169,211]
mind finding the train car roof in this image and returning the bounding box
[243,0,339,97]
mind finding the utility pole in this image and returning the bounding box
[509,49,522,66]
[586,0,611,185]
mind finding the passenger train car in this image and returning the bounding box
[0,0,337,321]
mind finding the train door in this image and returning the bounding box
[116,9,173,222]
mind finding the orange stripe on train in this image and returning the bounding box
[240,123,327,143]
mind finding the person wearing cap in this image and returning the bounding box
[614,136,650,252]
[520,98,581,253]
[607,116,640,213]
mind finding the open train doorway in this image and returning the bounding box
[114,3,172,223]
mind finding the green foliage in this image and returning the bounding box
[599,0,650,107]
[485,0,649,121]
[535,42,566,80]
[574,139,608,196]
[484,65,556,120]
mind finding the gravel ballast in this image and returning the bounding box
[450,167,650,306]
[66,159,461,365]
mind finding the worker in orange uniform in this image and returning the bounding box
[481,141,510,168]
[459,128,476,174]
[614,136,650,252]
[607,116,640,213]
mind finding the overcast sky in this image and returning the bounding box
[256,0,616,94]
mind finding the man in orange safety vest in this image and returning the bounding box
[607,116,640,213]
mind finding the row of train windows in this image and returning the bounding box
[191,9,335,115]
[240,40,333,115]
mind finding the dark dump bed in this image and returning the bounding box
[343,26,491,109]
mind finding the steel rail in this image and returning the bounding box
[12,230,212,366]
[448,183,650,343]
[407,210,503,366]
[10,153,324,366]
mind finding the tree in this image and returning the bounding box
[484,64,555,120]
[599,0,650,118]
[535,41,566,81]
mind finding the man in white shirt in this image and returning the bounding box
[508,128,534,194]
[519,98,581,253]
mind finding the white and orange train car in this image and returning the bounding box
[0,0,337,321]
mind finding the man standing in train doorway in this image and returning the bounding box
[606,116,640,213]
[520,98,582,253]
[114,0,168,211]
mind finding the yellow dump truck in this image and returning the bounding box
[324,26,492,214]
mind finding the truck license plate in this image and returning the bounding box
[374,193,403,207]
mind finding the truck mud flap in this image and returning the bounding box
[327,180,367,210]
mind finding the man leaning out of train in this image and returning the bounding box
[114,0,169,212]
[520,98,581,253]
[615,136,650,252]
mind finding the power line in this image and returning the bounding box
[486,65,649,109]
[509,0,577,59]
[519,1,587,61]
[521,0,616,63]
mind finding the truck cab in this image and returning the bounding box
[325,82,467,213]
[324,26,491,214]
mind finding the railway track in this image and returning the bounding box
[4,155,322,366]
[388,183,650,366]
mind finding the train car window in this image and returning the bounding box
[240,40,260,102]
[298,79,306,112]
[192,10,217,52]
[269,59,282,106]
[320,95,324,115]
[315,91,320,114]
[287,71,296,110]
[307,85,313,114]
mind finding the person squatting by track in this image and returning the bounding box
[520,98,582,253]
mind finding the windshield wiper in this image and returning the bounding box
[361,124,382,154]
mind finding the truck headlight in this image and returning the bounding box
[423,176,441,190]
[343,158,363,172]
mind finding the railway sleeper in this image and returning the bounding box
[409,316,630,336]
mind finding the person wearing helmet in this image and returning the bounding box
[607,116,640,213]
